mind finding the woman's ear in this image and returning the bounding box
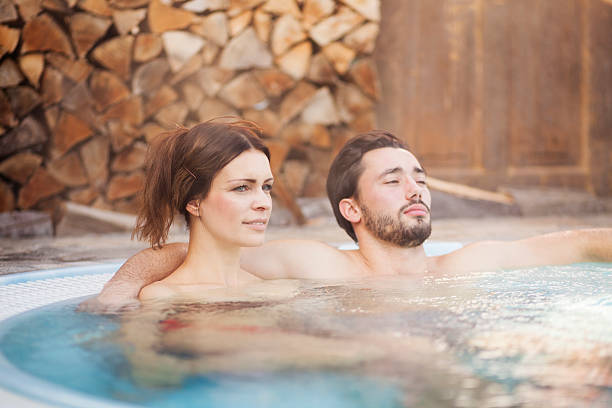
[185,199,200,217]
[339,198,361,224]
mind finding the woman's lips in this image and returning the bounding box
[243,219,268,231]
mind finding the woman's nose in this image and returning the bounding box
[253,189,272,211]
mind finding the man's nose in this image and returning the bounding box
[404,177,424,200]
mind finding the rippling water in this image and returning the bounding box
[1,263,611,407]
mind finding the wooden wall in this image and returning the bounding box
[374,0,612,195]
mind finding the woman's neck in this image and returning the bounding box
[166,222,242,287]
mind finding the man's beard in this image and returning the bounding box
[361,200,432,247]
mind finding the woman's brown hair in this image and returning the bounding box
[133,119,270,248]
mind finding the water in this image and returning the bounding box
[0,263,611,408]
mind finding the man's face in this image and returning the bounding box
[355,147,432,247]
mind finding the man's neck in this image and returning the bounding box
[355,234,429,276]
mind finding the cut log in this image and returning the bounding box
[18,167,64,209]
[144,84,178,117]
[70,12,112,58]
[263,0,300,18]
[334,80,372,122]
[102,96,144,126]
[300,86,339,125]
[108,0,149,9]
[148,0,195,33]
[271,14,305,55]
[89,70,130,111]
[40,66,71,106]
[44,105,59,131]
[92,35,134,80]
[53,111,93,156]
[306,52,337,84]
[201,41,219,65]
[161,31,205,72]
[219,27,272,70]
[113,8,146,35]
[343,21,378,54]
[21,14,74,57]
[0,59,24,88]
[0,0,18,22]
[41,0,70,13]
[169,53,204,84]
[302,0,335,29]
[229,10,251,37]
[278,81,316,124]
[111,140,147,172]
[322,41,355,74]
[0,179,14,212]
[78,0,113,16]
[14,0,42,21]
[427,177,516,205]
[309,6,363,47]
[218,72,266,109]
[181,81,204,112]
[253,8,270,42]
[348,57,380,99]
[0,25,19,58]
[191,11,228,46]
[107,120,139,152]
[196,66,234,97]
[243,109,280,137]
[80,136,109,188]
[269,168,306,224]
[227,0,265,17]
[281,121,330,148]
[155,101,189,127]
[0,91,17,128]
[196,98,237,122]
[18,53,44,88]
[46,53,92,82]
[6,86,41,118]
[282,159,309,196]
[254,68,295,97]
[61,82,92,112]
[141,122,166,143]
[69,187,98,205]
[348,109,375,131]
[47,151,88,187]
[0,152,42,184]
[276,40,312,80]
[340,0,380,21]
[133,33,163,62]
[132,58,170,95]
[107,171,144,201]
[0,116,47,157]
[182,0,229,13]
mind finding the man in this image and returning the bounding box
[92,131,612,305]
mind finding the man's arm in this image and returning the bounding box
[80,243,188,311]
[434,228,612,273]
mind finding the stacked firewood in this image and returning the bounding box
[0,0,381,225]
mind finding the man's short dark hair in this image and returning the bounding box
[326,131,409,242]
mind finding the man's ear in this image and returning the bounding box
[185,199,200,217]
[339,198,361,223]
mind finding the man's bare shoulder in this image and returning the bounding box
[426,241,500,274]
[243,239,361,280]
[139,281,179,300]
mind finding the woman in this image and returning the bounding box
[134,119,274,300]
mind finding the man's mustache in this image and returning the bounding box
[399,199,431,215]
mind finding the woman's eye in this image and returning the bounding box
[263,183,273,192]
[233,185,248,192]
[417,180,427,185]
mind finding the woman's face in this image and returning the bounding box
[196,149,273,247]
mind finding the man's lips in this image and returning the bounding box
[401,204,429,217]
